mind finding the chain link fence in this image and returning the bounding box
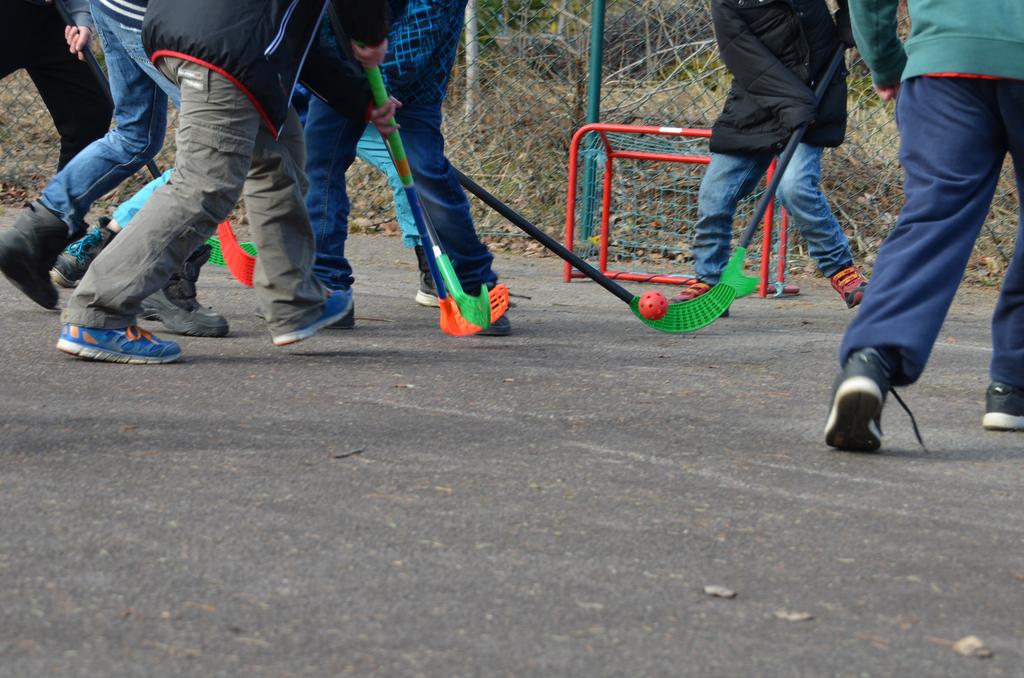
[0,1,1016,283]
[441,0,1017,282]
[0,48,177,211]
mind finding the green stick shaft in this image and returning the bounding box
[364,66,413,187]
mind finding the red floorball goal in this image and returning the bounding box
[564,123,799,298]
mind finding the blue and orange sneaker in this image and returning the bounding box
[57,323,181,364]
[271,288,353,347]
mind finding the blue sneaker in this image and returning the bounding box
[271,288,353,347]
[57,324,182,364]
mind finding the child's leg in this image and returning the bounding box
[691,152,771,283]
[355,125,419,249]
[21,4,112,170]
[395,102,496,294]
[840,77,1006,386]
[245,108,327,331]
[303,98,363,292]
[775,144,853,277]
[989,80,1024,390]
[65,58,256,329]
[39,9,169,236]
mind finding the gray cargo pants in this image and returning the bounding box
[65,57,326,332]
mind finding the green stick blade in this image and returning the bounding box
[630,284,736,333]
[719,246,759,299]
[436,253,491,328]
[628,249,758,333]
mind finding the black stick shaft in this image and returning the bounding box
[454,168,636,305]
[737,48,846,249]
[53,0,162,180]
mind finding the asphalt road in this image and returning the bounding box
[1,227,1022,677]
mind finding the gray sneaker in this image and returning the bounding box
[51,218,117,288]
[414,245,440,307]
[141,244,229,337]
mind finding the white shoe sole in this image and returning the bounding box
[57,338,180,364]
[824,376,883,451]
[982,412,1024,431]
[50,268,78,289]
[415,290,440,308]
[272,298,352,347]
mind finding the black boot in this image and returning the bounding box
[140,244,229,337]
[0,201,70,309]
[414,245,440,307]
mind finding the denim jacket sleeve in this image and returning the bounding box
[54,0,95,30]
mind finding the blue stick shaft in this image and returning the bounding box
[404,186,447,299]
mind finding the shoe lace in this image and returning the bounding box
[889,387,928,452]
[67,229,102,263]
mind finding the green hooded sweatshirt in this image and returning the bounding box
[849,0,1024,85]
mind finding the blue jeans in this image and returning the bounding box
[304,97,496,292]
[841,77,1024,388]
[692,144,853,283]
[40,4,180,236]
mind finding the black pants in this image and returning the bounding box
[0,2,112,170]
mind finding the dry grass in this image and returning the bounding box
[1,39,1017,285]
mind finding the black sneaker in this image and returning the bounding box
[140,244,229,337]
[982,381,1024,431]
[0,201,70,309]
[51,217,117,288]
[414,245,440,307]
[330,299,355,329]
[825,348,892,451]
[475,314,511,337]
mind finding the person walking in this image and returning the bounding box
[0,1,111,171]
[0,0,229,337]
[675,0,868,311]
[49,1,394,363]
[825,0,1024,451]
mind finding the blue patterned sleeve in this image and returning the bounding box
[382,0,466,101]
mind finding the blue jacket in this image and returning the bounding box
[323,0,467,105]
[381,0,468,104]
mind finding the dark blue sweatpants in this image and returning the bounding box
[840,76,1024,388]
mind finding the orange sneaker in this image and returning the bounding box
[830,266,868,308]
[671,280,729,317]
[671,280,711,302]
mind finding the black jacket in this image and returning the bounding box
[143,1,391,137]
[709,0,847,154]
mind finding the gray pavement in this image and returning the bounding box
[0,224,1022,677]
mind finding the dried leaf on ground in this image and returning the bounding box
[703,585,736,599]
[774,609,814,622]
[952,635,992,658]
